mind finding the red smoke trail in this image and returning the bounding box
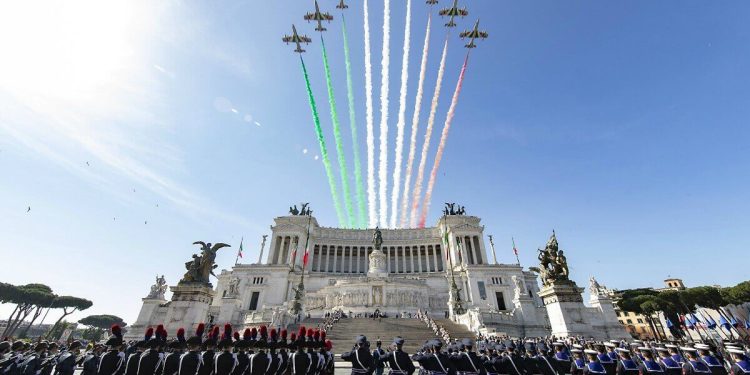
[419,53,470,228]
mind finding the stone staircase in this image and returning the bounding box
[320,317,474,353]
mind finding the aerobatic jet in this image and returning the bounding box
[438,0,468,27]
[336,0,349,9]
[282,25,312,53]
[426,0,439,4]
[304,0,334,32]
[459,19,488,48]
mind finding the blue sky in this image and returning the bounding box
[1,0,749,325]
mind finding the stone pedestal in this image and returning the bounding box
[163,283,215,333]
[126,297,167,340]
[367,250,388,278]
[538,281,594,338]
[589,293,629,340]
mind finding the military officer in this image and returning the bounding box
[636,347,663,375]
[341,336,375,375]
[570,349,585,375]
[138,325,166,375]
[177,324,205,375]
[377,337,415,375]
[727,347,749,375]
[681,347,712,375]
[694,344,727,375]
[655,347,681,375]
[53,341,82,375]
[552,342,571,375]
[614,349,639,375]
[521,342,539,375]
[162,328,185,375]
[200,326,220,375]
[504,341,526,375]
[583,350,608,375]
[373,340,387,375]
[99,325,126,375]
[277,329,289,375]
[126,328,151,375]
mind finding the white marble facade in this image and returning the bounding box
[130,214,624,339]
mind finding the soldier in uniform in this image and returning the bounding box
[636,347,663,375]
[276,329,289,375]
[583,350,607,375]
[376,337,415,375]
[605,344,619,363]
[200,326,220,375]
[214,324,236,375]
[19,342,47,375]
[1,341,27,375]
[80,344,103,375]
[681,347,712,375]
[655,348,681,375]
[695,344,727,375]
[613,349,638,375]
[99,325,126,375]
[570,349,585,375]
[536,343,557,375]
[40,343,60,375]
[594,344,615,375]
[53,341,81,375]
[521,342,539,375]
[341,335,374,375]
[249,326,271,375]
[412,340,452,375]
[162,328,185,375]
[323,340,335,375]
[314,331,327,375]
[126,328,151,375]
[505,341,526,375]
[552,342,571,375]
[178,323,205,375]
[289,330,311,375]
[373,340,387,375]
[664,345,684,366]
[727,348,749,375]
[267,328,281,375]
[138,325,166,375]
[232,330,249,375]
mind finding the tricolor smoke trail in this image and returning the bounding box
[410,38,449,228]
[399,14,431,228]
[389,0,412,228]
[300,56,344,226]
[342,14,366,229]
[378,0,391,228]
[321,37,354,228]
[419,54,470,228]
[364,0,377,228]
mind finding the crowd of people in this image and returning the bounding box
[2,320,750,375]
[0,324,337,375]
[342,333,750,375]
[417,310,451,343]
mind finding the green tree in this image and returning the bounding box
[78,315,126,330]
[45,296,93,339]
[1,283,56,338]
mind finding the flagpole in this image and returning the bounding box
[488,235,497,265]
[235,237,243,265]
[512,237,520,265]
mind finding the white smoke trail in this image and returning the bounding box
[364,0,377,228]
[378,0,391,228]
[420,53,470,227]
[399,14,431,228]
[410,38,448,228]
[389,0,411,228]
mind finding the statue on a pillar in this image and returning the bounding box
[372,226,383,251]
[529,231,570,287]
[180,242,231,285]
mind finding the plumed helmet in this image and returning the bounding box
[186,323,204,346]
[105,324,123,347]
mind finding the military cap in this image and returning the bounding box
[106,324,124,346]
[524,342,537,354]
[680,347,697,353]
[461,338,474,348]
[615,348,630,354]
[694,344,710,350]
[393,337,405,346]
[187,323,205,346]
[34,342,48,351]
[355,335,367,345]
[727,348,747,356]
[537,342,549,352]
[584,349,598,356]
[604,342,617,348]
[68,341,83,350]
[431,339,443,349]
[0,341,10,352]
[570,349,583,354]
[664,344,678,349]
[11,341,25,351]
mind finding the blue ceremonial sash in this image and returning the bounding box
[586,362,607,374]
[736,360,750,373]
[700,356,722,367]
[620,359,638,371]
[643,360,662,372]
[574,359,585,369]
[688,360,711,373]
[671,355,685,364]
[608,352,618,361]
[556,353,571,361]
[597,354,613,364]
[659,357,680,369]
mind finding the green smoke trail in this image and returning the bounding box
[321,37,354,229]
[300,55,345,226]
[342,15,367,229]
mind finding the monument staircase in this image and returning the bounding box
[313,317,474,354]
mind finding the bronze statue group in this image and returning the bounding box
[2,323,750,375]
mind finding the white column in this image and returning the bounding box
[401,247,406,273]
[325,246,330,272]
[316,246,323,272]
[333,246,339,273]
[410,247,415,273]
[355,247,360,273]
[432,246,439,272]
[387,247,391,273]
[348,247,353,273]
[417,247,423,273]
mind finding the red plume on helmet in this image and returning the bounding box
[280,329,287,340]
[320,331,326,341]
[290,333,297,341]
[324,340,333,350]
[223,324,232,340]
[145,327,154,341]
[306,328,314,338]
[270,328,278,341]
[111,324,122,338]
[210,326,220,340]
[313,330,320,341]
[233,332,240,341]
[243,328,252,340]
[259,325,268,338]
[177,328,186,343]
[250,327,258,339]
[196,323,205,337]
[298,326,306,338]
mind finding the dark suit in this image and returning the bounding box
[289,351,312,375]
[99,351,125,375]
[341,348,375,375]
[162,353,181,375]
[177,351,202,375]
[379,350,415,375]
[53,352,77,375]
